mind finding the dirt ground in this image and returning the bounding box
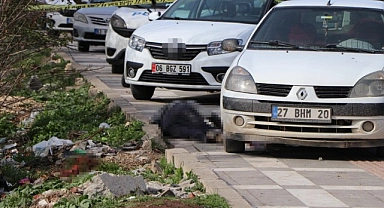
[101,150,164,171]
[128,198,203,208]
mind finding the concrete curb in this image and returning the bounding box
[165,148,252,208]
[57,48,252,208]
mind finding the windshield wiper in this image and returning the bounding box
[323,44,381,53]
[249,40,300,49]
[162,16,185,20]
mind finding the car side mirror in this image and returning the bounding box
[148,11,161,21]
[222,38,243,52]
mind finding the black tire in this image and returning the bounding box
[112,64,124,74]
[376,146,384,157]
[131,84,155,100]
[121,75,130,88]
[224,137,245,153]
[78,41,90,52]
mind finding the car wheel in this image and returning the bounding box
[131,84,155,100]
[121,75,130,88]
[224,137,245,153]
[112,64,124,74]
[78,41,90,52]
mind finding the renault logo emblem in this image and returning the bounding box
[296,88,308,100]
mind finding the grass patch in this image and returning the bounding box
[187,194,231,208]
[0,113,17,137]
[139,157,184,184]
[97,162,131,175]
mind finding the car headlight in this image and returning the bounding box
[129,35,146,52]
[350,71,384,98]
[224,66,257,93]
[207,39,242,56]
[74,13,88,24]
[110,14,126,28]
[46,12,58,18]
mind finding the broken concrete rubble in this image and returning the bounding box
[80,173,146,197]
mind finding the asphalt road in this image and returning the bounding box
[60,43,384,208]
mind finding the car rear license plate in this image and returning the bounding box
[271,106,332,123]
[94,29,107,35]
[151,63,191,75]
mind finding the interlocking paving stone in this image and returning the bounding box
[287,189,348,207]
[247,189,307,207]
[261,171,316,186]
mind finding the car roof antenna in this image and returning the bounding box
[327,0,332,6]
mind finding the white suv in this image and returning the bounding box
[220,0,384,153]
[124,0,277,100]
[105,3,171,75]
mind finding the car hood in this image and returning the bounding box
[77,6,118,15]
[134,20,255,44]
[237,50,384,86]
[114,8,162,29]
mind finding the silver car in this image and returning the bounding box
[73,6,119,52]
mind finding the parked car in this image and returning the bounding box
[45,0,77,34]
[45,0,113,35]
[105,2,171,75]
[73,6,119,51]
[220,0,384,153]
[123,0,278,100]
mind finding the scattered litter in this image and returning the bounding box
[99,122,110,129]
[19,178,31,185]
[33,136,74,157]
[3,143,17,151]
[0,138,6,144]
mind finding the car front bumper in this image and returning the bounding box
[46,13,73,31]
[105,24,129,65]
[221,94,384,148]
[123,46,239,91]
[73,19,108,45]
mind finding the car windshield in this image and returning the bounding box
[126,2,172,9]
[161,0,270,24]
[249,6,384,53]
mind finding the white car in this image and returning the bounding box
[220,0,384,153]
[123,0,278,100]
[105,3,171,75]
[45,0,76,34]
[73,6,119,51]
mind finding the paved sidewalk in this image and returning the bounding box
[169,142,384,208]
[58,48,384,208]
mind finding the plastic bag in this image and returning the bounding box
[33,137,74,157]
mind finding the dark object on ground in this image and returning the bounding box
[27,75,43,91]
[0,177,11,192]
[151,100,221,142]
